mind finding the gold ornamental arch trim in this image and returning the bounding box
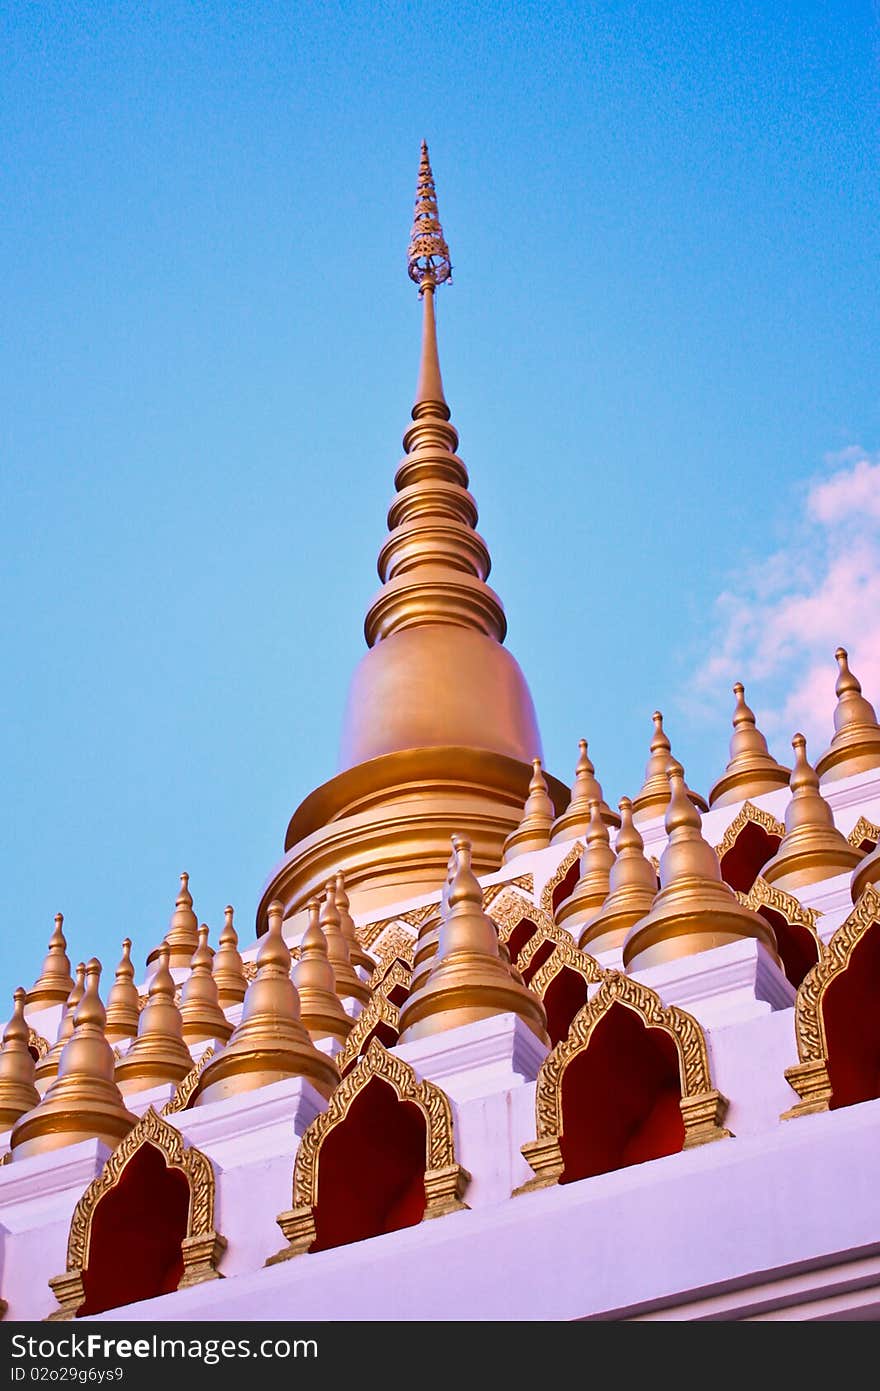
[713,801,785,863]
[47,1107,226,1321]
[335,994,400,1076]
[27,1028,50,1060]
[528,939,605,999]
[162,1047,216,1116]
[539,844,585,916]
[268,1039,470,1262]
[489,888,557,947]
[783,884,880,1120]
[484,872,534,908]
[518,972,731,1193]
[371,959,412,1003]
[847,815,880,850]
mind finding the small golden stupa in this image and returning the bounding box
[578,797,658,954]
[503,758,555,860]
[334,872,375,976]
[398,835,548,1043]
[292,900,352,1043]
[180,925,233,1043]
[212,905,248,1005]
[762,734,864,890]
[10,960,136,1160]
[815,648,880,784]
[632,712,707,823]
[104,938,140,1042]
[0,989,41,1131]
[320,881,370,1005]
[555,801,616,932]
[550,739,619,841]
[34,962,85,1092]
[708,683,790,807]
[411,849,455,992]
[114,944,194,1095]
[152,872,200,969]
[27,913,74,1007]
[623,766,779,970]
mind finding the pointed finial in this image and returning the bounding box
[161,871,200,967]
[550,738,619,843]
[180,925,232,1044]
[633,712,707,824]
[816,648,880,783]
[579,796,658,954]
[708,682,790,807]
[407,141,452,293]
[212,905,248,1005]
[0,988,41,1130]
[104,939,140,1042]
[320,881,370,1004]
[502,757,555,861]
[334,871,375,975]
[293,900,352,1044]
[762,733,862,890]
[115,944,193,1095]
[556,799,616,931]
[34,962,86,1090]
[27,913,75,1007]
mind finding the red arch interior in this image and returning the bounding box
[823,920,880,1110]
[558,1002,685,1184]
[311,1077,428,1253]
[78,1142,190,1317]
[543,968,590,1047]
[521,939,555,985]
[552,860,582,915]
[506,917,538,964]
[720,822,781,894]
[758,906,819,989]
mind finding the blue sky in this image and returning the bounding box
[2,2,878,994]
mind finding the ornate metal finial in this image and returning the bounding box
[407,140,452,292]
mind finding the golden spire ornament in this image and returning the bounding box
[115,945,193,1095]
[0,989,41,1131]
[708,683,790,807]
[551,739,619,842]
[556,801,616,932]
[212,905,248,1006]
[503,758,555,861]
[411,849,455,992]
[762,734,863,890]
[851,837,880,903]
[195,900,338,1105]
[27,913,74,1007]
[816,648,880,783]
[398,835,548,1043]
[578,797,658,954]
[632,712,707,824]
[35,962,86,1091]
[334,872,375,975]
[292,900,352,1044]
[10,960,136,1160]
[623,766,779,971]
[160,872,200,968]
[104,939,140,1042]
[179,926,233,1044]
[321,881,370,1005]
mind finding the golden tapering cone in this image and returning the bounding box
[179,926,232,1044]
[762,734,863,890]
[410,909,443,993]
[851,838,880,903]
[292,901,352,1044]
[321,881,370,1004]
[115,945,193,1095]
[556,801,617,931]
[816,648,880,783]
[579,797,658,953]
[0,989,41,1130]
[632,712,707,824]
[212,905,248,1005]
[708,683,791,807]
[398,835,548,1043]
[550,739,620,842]
[503,757,555,861]
[195,901,338,1104]
[623,766,779,971]
[158,872,200,968]
[104,939,140,1042]
[10,960,136,1159]
[35,962,86,1091]
[334,872,375,975]
[27,913,74,1007]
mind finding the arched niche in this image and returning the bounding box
[714,803,785,895]
[519,973,731,1192]
[371,960,412,1008]
[738,878,822,990]
[27,1029,49,1064]
[47,1107,225,1320]
[268,1040,469,1262]
[847,816,880,855]
[783,885,880,1119]
[162,1047,216,1117]
[539,844,585,918]
[335,996,401,1077]
[529,942,605,1048]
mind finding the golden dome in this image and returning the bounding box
[27,913,74,1008]
[708,683,790,807]
[816,648,880,783]
[762,734,863,890]
[212,906,248,1005]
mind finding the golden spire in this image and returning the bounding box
[195,900,338,1104]
[180,926,233,1044]
[851,837,880,903]
[334,872,375,976]
[411,848,455,992]
[104,939,140,1042]
[708,683,791,807]
[115,944,193,1095]
[321,881,370,1004]
[623,765,779,971]
[292,900,352,1044]
[550,739,619,843]
[816,648,880,783]
[0,989,41,1130]
[27,913,74,1007]
[34,962,86,1091]
[556,800,617,931]
[212,905,248,1005]
[408,140,452,297]
[10,960,136,1160]
[578,797,658,954]
[398,835,548,1043]
[762,734,863,890]
[160,872,200,968]
[632,712,707,823]
[502,758,555,861]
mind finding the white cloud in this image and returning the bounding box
[691,447,880,758]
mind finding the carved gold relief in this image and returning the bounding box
[539,844,584,916]
[334,995,400,1075]
[268,1039,469,1262]
[528,939,605,999]
[370,924,418,974]
[483,873,534,909]
[713,801,786,861]
[27,1029,49,1060]
[47,1107,225,1320]
[370,960,412,1003]
[847,816,880,851]
[161,1047,216,1116]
